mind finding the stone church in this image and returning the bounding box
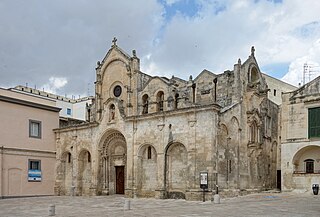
[54,39,279,200]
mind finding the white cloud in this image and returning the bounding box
[282,39,320,86]
[140,0,320,84]
[164,0,182,6]
[41,77,68,94]
[1,0,320,94]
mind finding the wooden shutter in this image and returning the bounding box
[309,107,320,138]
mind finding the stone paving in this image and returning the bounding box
[0,192,320,217]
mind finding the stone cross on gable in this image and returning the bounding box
[112,37,117,46]
[251,46,255,56]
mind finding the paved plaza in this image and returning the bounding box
[0,192,319,217]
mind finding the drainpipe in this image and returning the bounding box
[1,146,3,198]
[213,78,217,102]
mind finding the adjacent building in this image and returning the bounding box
[281,76,320,192]
[11,85,93,122]
[0,88,60,198]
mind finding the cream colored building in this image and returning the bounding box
[261,73,297,105]
[54,41,282,200]
[0,88,60,198]
[281,76,320,192]
[11,85,93,121]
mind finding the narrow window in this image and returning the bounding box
[273,89,277,96]
[174,93,179,109]
[147,146,152,159]
[29,120,42,139]
[228,160,232,173]
[305,159,314,173]
[28,160,41,182]
[156,91,164,112]
[142,94,149,114]
[88,152,91,163]
[68,153,72,163]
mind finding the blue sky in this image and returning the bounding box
[0,0,320,95]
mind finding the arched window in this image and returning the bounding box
[142,94,149,114]
[250,67,259,83]
[109,104,115,121]
[174,93,179,109]
[156,91,164,112]
[304,159,314,173]
[147,146,152,159]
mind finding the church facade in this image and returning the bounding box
[54,40,279,200]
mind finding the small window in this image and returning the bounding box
[147,146,152,159]
[273,89,276,96]
[305,159,314,173]
[142,94,149,114]
[68,153,72,163]
[29,120,41,139]
[156,91,164,112]
[28,160,41,182]
[67,108,72,115]
[88,152,91,163]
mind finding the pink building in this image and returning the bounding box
[0,87,60,198]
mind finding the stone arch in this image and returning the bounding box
[98,130,127,195]
[229,117,240,188]
[164,142,188,199]
[292,145,320,173]
[58,151,73,195]
[77,149,92,196]
[217,123,229,188]
[136,144,158,197]
[271,141,277,178]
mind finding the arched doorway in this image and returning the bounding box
[165,142,188,199]
[99,130,127,195]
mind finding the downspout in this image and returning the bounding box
[0,146,3,198]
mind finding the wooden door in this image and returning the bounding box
[116,166,125,194]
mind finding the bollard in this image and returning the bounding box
[213,194,220,204]
[70,186,75,196]
[48,204,55,216]
[124,199,131,210]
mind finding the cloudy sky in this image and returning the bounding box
[1,0,320,97]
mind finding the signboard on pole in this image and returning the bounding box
[200,172,208,189]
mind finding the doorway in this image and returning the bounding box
[277,170,281,190]
[115,166,125,194]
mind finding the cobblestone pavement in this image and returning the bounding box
[0,192,319,217]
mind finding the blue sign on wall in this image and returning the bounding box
[28,170,42,181]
